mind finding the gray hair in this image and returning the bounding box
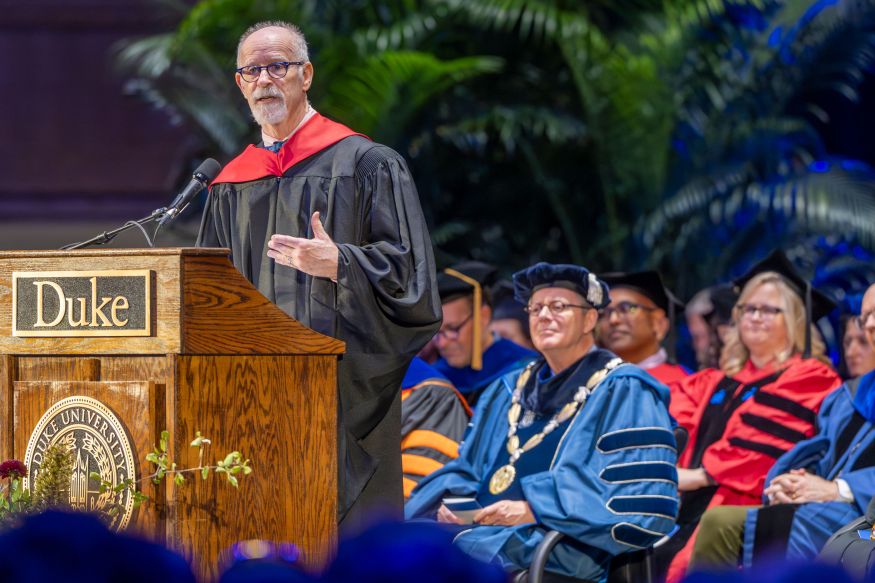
[237,21,310,64]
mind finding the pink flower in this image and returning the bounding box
[0,460,27,479]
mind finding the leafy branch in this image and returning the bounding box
[91,430,252,516]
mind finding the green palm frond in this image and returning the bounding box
[114,31,250,154]
[320,50,503,140]
[114,33,176,78]
[164,85,251,154]
[436,106,587,153]
[640,162,753,248]
[642,163,875,267]
[174,0,318,59]
[434,0,585,43]
[354,8,445,52]
[661,0,764,33]
[430,220,471,246]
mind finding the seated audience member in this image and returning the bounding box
[322,520,506,583]
[401,357,472,499]
[682,559,856,583]
[688,284,875,573]
[433,261,537,406]
[685,288,715,370]
[686,285,738,371]
[598,270,689,384]
[406,263,679,582]
[220,540,313,583]
[842,312,875,379]
[489,280,535,350]
[0,510,194,583]
[658,250,842,582]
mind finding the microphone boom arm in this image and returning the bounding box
[60,206,168,250]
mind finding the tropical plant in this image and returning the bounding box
[115,0,503,155]
[0,432,251,529]
[636,0,875,296]
[115,0,875,300]
[0,445,70,528]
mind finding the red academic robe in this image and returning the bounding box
[664,355,841,582]
[647,362,690,385]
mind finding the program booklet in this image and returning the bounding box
[442,496,482,525]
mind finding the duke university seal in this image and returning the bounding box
[23,396,137,531]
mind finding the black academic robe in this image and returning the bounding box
[196,121,441,527]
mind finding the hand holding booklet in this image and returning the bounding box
[442,496,482,525]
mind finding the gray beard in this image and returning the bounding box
[251,99,288,127]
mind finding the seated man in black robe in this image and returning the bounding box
[401,356,471,499]
[433,261,537,407]
[196,20,441,529]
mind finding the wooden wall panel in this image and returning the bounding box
[16,357,101,382]
[173,355,337,580]
[12,380,162,536]
[0,355,14,460]
[99,356,172,385]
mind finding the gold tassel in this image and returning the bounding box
[443,267,483,370]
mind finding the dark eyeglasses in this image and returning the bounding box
[736,303,783,319]
[435,313,473,340]
[524,300,589,316]
[600,301,657,319]
[235,61,305,82]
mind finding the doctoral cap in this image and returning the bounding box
[732,249,837,358]
[512,262,610,310]
[437,261,499,371]
[599,271,683,313]
[600,270,684,358]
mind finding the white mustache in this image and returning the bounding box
[253,88,283,101]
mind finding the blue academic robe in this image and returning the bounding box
[742,370,875,565]
[433,337,536,402]
[403,356,451,387]
[405,351,679,581]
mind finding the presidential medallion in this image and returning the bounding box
[489,464,516,495]
[506,435,520,454]
[23,396,137,531]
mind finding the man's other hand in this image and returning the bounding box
[267,211,339,281]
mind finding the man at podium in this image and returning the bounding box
[197,20,441,529]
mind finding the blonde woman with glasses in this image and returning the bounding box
[654,250,842,583]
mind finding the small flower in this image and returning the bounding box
[0,460,27,479]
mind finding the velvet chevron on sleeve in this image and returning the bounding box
[405,350,678,581]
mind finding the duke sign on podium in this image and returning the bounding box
[13,271,151,336]
[0,248,345,581]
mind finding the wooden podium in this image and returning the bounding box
[0,248,345,581]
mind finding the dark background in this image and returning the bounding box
[0,0,198,249]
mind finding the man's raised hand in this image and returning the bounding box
[267,211,339,281]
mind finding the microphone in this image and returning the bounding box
[157,158,222,226]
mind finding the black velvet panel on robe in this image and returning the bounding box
[196,136,441,525]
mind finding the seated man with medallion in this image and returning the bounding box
[405,262,679,582]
